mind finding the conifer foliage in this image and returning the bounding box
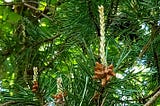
[0,0,160,106]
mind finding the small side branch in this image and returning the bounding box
[23,3,53,21]
[1,101,17,106]
[144,89,160,106]
[153,43,160,84]
[0,1,53,21]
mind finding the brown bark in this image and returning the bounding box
[144,89,160,106]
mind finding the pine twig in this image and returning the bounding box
[0,1,53,21]
[139,23,160,58]
[153,43,160,84]
[23,3,53,21]
[144,89,160,106]
[1,101,16,106]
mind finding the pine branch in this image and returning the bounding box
[23,3,53,21]
[139,23,160,58]
[1,101,37,106]
[153,43,160,84]
[1,101,17,106]
[138,86,160,104]
[0,1,53,21]
[32,34,61,48]
[144,89,160,106]
[6,34,60,54]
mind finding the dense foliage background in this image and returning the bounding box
[0,0,160,106]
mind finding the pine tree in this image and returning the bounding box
[0,0,160,106]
